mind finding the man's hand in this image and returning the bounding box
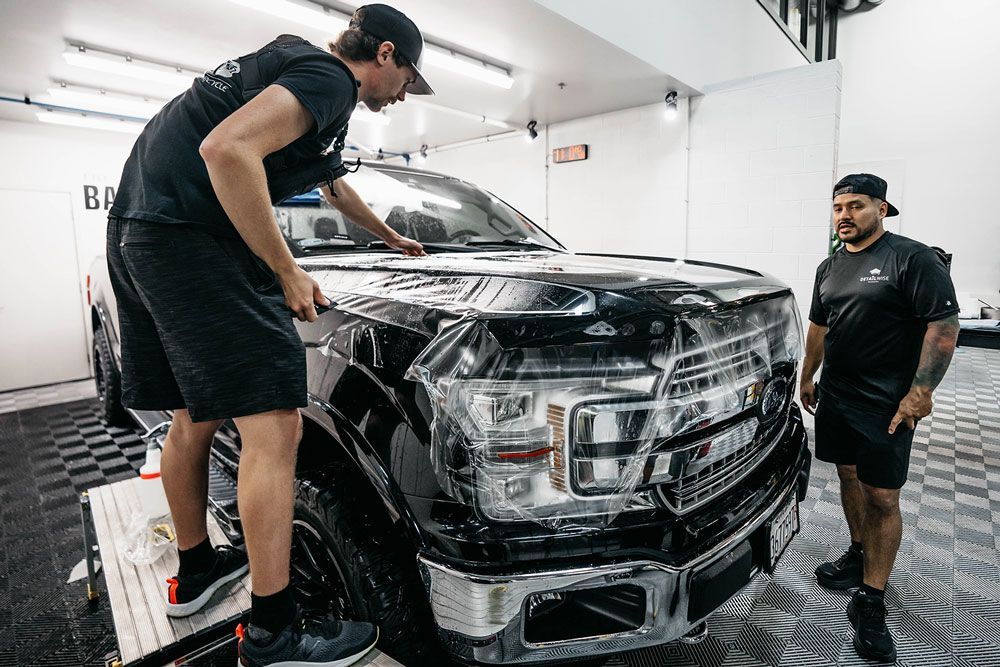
[889,386,932,434]
[278,265,330,322]
[799,379,819,415]
[385,234,426,256]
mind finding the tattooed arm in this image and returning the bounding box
[889,314,960,434]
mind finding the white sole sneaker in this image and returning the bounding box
[237,627,379,667]
[165,563,249,617]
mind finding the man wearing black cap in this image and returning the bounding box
[799,174,959,662]
[106,5,434,666]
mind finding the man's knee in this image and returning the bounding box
[861,484,899,516]
[235,408,302,453]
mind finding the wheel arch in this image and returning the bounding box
[297,400,427,550]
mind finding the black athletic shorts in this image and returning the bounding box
[105,216,307,423]
[813,391,915,489]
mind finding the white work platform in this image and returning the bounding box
[81,476,400,666]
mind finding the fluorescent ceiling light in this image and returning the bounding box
[423,48,514,89]
[46,85,166,119]
[352,105,391,126]
[36,110,145,134]
[63,47,198,92]
[227,0,347,33]
[223,0,513,89]
[406,99,510,129]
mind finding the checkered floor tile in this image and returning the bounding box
[0,379,96,416]
[1,347,998,666]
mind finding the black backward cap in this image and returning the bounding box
[357,3,434,95]
[833,173,899,217]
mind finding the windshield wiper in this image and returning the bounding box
[365,240,480,252]
[463,239,562,251]
[298,241,466,253]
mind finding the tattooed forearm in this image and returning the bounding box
[911,314,959,390]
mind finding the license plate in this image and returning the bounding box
[765,494,799,572]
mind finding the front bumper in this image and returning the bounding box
[417,433,811,664]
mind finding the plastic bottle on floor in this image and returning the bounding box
[137,447,171,519]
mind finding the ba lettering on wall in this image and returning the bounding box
[83,184,117,210]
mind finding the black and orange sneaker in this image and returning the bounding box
[165,544,249,617]
[236,614,378,667]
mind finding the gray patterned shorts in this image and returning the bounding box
[105,216,306,423]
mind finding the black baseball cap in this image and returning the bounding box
[833,173,899,217]
[357,4,434,95]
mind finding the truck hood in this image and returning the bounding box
[299,250,787,309]
[295,251,793,346]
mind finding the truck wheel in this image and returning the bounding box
[93,327,130,427]
[292,463,446,666]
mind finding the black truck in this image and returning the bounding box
[88,162,811,665]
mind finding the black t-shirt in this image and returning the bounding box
[809,232,958,412]
[110,35,359,238]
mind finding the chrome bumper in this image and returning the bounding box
[417,479,801,664]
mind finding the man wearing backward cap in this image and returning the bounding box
[800,173,959,662]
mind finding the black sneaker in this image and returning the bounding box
[847,589,896,663]
[165,544,249,617]
[237,614,378,667]
[815,544,863,589]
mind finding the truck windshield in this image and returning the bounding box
[275,164,564,255]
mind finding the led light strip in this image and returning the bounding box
[63,46,200,91]
[223,0,514,89]
[422,48,513,89]
[228,0,347,33]
[46,84,168,119]
[406,98,510,129]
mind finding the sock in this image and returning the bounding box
[177,537,217,577]
[850,541,863,554]
[860,583,884,598]
[250,586,297,635]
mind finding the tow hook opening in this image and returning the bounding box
[523,584,646,644]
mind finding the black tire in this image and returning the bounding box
[292,463,446,666]
[93,326,130,427]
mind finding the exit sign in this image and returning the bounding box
[552,144,588,163]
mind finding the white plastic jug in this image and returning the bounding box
[137,447,171,519]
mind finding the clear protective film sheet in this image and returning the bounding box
[403,293,803,530]
[306,260,802,530]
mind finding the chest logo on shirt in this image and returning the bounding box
[859,267,889,283]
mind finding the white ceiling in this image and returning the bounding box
[0,0,695,154]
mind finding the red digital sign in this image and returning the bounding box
[552,144,589,163]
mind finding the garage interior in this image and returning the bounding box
[1,1,999,666]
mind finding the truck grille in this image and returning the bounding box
[648,299,798,513]
[563,294,800,514]
[651,414,788,513]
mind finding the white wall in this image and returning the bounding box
[837,0,1000,313]
[686,61,842,319]
[0,119,136,382]
[546,101,688,256]
[536,0,807,91]
[423,100,690,257]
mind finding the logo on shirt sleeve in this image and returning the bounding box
[200,59,241,93]
[212,60,241,78]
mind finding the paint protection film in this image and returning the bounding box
[404,294,803,529]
